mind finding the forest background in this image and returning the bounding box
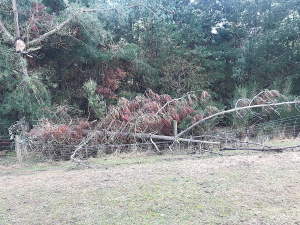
[0,0,299,135]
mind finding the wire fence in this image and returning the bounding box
[209,115,300,142]
[3,115,300,161]
[27,141,174,160]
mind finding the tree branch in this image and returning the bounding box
[0,20,14,43]
[26,46,42,53]
[155,90,204,116]
[27,8,83,46]
[177,100,300,138]
[82,5,140,13]
[12,0,20,38]
[27,4,141,47]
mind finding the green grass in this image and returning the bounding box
[1,150,300,224]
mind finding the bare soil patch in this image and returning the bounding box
[1,151,300,224]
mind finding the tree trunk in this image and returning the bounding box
[12,0,20,38]
[18,54,28,76]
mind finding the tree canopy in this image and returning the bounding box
[0,0,299,134]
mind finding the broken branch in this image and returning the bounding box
[0,20,14,43]
[26,46,42,53]
[150,135,161,154]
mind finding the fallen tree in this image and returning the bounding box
[84,129,220,145]
[177,97,299,137]
[13,90,300,163]
[86,90,299,145]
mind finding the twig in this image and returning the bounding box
[155,90,205,116]
[70,132,96,168]
[150,134,161,154]
[190,150,223,156]
[141,4,157,16]
[154,3,172,13]
[26,46,42,53]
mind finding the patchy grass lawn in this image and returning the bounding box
[1,148,300,224]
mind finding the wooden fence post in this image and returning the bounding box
[15,135,22,162]
[173,120,178,137]
[173,120,179,151]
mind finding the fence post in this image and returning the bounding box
[15,135,22,163]
[173,120,178,137]
[173,120,179,151]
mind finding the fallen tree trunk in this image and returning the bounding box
[177,100,299,138]
[84,130,220,145]
[193,135,274,148]
[84,100,299,146]
[220,144,300,152]
[220,147,282,152]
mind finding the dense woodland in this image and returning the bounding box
[0,0,299,136]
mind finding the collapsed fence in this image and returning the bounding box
[12,114,300,161]
[7,90,300,163]
[210,115,300,142]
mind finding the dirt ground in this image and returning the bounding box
[1,150,300,225]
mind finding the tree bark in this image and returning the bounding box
[84,129,220,145]
[12,0,20,38]
[18,54,29,77]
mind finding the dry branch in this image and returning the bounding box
[0,20,14,43]
[155,90,204,116]
[26,46,42,53]
[70,132,96,168]
[194,135,274,148]
[220,144,300,152]
[82,5,140,13]
[177,100,300,138]
[150,135,161,154]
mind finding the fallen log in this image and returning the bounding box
[193,135,274,148]
[220,147,282,152]
[220,144,300,152]
[84,130,220,145]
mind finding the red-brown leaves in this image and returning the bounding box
[27,119,90,145]
[105,90,205,135]
[97,68,128,99]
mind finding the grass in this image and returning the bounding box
[0,141,300,224]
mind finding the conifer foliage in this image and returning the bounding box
[105,89,214,136]
[97,68,129,99]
